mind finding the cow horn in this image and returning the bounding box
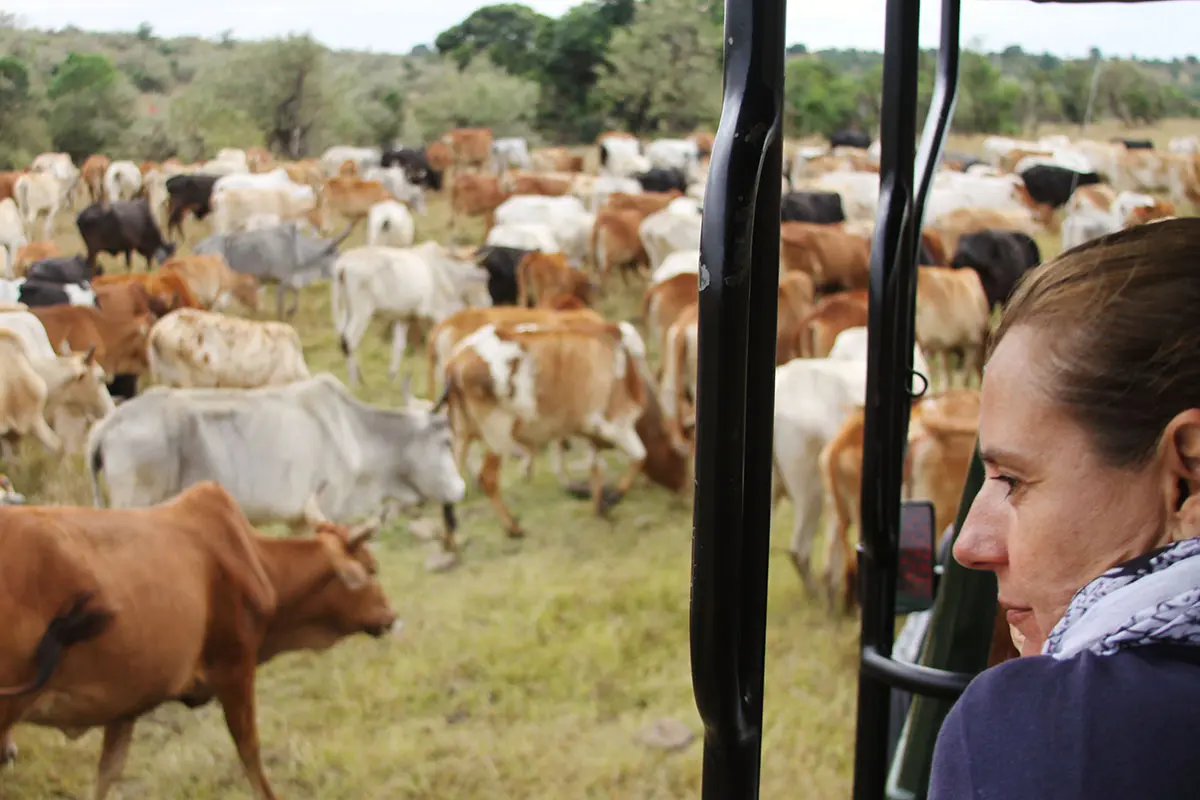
[347,518,381,548]
[83,345,96,366]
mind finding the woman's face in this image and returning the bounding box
[953,326,1170,656]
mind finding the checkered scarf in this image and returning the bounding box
[1044,537,1200,659]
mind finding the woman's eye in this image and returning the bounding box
[990,475,1019,498]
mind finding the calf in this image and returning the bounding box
[438,321,649,541]
[148,308,310,389]
[0,329,97,456]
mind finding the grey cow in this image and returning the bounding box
[85,373,466,532]
[192,221,353,318]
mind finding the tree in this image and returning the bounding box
[0,55,47,168]
[46,52,134,161]
[179,35,351,158]
[435,4,551,77]
[407,59,540,141]
[784,58,869,137]
[361,87,407,149]
[595,0,724,134]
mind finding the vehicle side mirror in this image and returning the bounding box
[895,499,937,615]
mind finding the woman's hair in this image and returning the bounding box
[991,217,1200,469]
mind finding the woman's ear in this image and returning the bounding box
[1162,410,1200,536]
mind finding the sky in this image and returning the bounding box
[6,0,1200,61]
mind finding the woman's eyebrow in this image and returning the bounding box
[981,446,1032,471]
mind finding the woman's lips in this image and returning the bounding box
[1005,607,1033,626]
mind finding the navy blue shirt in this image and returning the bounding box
[929,645,1200,799]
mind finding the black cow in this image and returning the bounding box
[1019,164,1101,209]
[829,130,871,150]
[381,148,443,191]
[951,229,1042,309]
[164,173,220,240]
[1114,138,1154,150]
[781,191,846,224]
[635,167,688,193]
[77,199,176,273]
[15,278,96,309]
[25,255,93,285]
[473,245,526,306]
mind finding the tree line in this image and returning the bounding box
[1,3,1197,169]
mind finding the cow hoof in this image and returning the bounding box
[598,487,625,514]
[425,550,460,573]
[506,526,526,539]
[562,481,591,500]
[1,742,17,766]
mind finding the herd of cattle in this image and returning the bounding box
[0,123,1193,797]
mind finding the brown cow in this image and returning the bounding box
[642,272,698,360]
[931,207,1042,257]
[0,171,22,203]
[31,305,154,379]
[516,251,598,308]
[161,254,261,312]
[780,221,871,292]
[320,175,395,231]
[444,128,494,171]
[439,321,648,541]
[80,155,111,205]
[820,388,980,610]
[603,190,683,218]
[92,269,203,313]
[504,171,573,197]
[450,172,509,233]
[592,207,650,284]
[0,482,397,800]
[531,147,585,173]
[774,272,817,364]
[425,141,453,174]
[12,241,61,277]
[915,267,991,390]
[794,290,870,359]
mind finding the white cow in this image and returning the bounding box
[599,137,650,178]
[320,146,382,177]
[13,172,68,240]
[640,206,702,270]
[650,248,700,285]
[806,171,881,221]
[212,167,302,196]
[0,310,114,453]
[86,373,467,529]
[366,201,417,248]
[484,223,560,254]
[772,327,929,591]
[589,176,642,213]
[331,243,492,385]
[645,138,700,173]
[493,195,594,266]
[924,173,1029,221]
[104,160,143,204]
[363,166,426,215]
[492,138,532,172]
[148,308,310,389]
[1061,190,1158,250]
[1169,136,1199,155]
[0,199,27,278]
[210,185,318,235]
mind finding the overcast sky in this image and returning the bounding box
[7,0,1200,60]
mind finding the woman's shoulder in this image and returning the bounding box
[930,646,1200,799]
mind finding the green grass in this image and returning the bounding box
[1,187,866,799]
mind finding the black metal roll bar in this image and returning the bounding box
[689,0,786,795]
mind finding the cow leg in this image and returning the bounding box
[585,418,647,513]
[94,720,136,800]
[287,286,301,318]
[388,322,409,380]
[0,729,16,765]
[479,450,522,537]
[588,447,608,516]
[275,284,287,320]
[214,671,277,800]
[31,416,62,453]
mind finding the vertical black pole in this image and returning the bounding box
[689,0,786,796]
[852,0,922,796]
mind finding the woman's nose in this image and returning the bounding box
[953,504,1007,571]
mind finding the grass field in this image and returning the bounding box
[2,119,1191,798]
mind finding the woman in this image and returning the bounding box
[928,217,1200,798]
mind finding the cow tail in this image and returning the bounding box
[332,264,349,353]
[0,592,114,699]
[86,421,108,508]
